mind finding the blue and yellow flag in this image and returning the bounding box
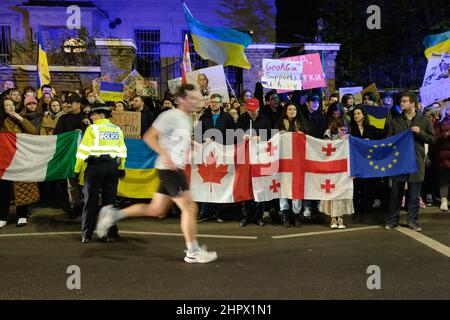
[349,130,417,178]
[37,31,51,93]
[117,139,159,199]
[183,2,252,69]
[363,105,390,130]
[423,30,450,60]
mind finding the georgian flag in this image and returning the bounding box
[250,132,353,201]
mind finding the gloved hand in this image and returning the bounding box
[118,170,126,179]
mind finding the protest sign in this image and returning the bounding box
[261,58,303,90]
[186,65,230,107]
[111,111,141,139]
[339,86,363,104]
[277,53,326,93]
[99,82,124,102]
[361,83,381,105]
[168,77,182,95]
[420,53,450,106]
[136,80,158,97]
[92,74,111,96]
[122,70,144,101]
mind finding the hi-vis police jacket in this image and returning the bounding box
[74,119,127,174]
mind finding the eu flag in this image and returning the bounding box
[349,130,417,178]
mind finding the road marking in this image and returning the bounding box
[271,226,381,239]
[396,226,450,258]
[0,230,258,240]
[121,231,258,240]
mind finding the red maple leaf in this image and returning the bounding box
[197,151,229,192]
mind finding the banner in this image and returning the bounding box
[111,111,141,139]
[186,65,230,107]
[420,52,450,106]
[99,82,124,103]
[261,58,303,90]
[277,53,326,93]
[136,80,158,97]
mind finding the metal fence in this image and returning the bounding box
[0,25,11,64]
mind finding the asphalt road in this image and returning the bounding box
[0,204,449,300]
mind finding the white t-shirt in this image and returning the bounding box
[152,108,193,169]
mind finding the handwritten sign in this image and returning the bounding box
[111,111,141,139]
[277,53,326,93]
[420,53,450,106]
[261,58,303,90]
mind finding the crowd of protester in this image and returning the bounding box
[0,79,449,233]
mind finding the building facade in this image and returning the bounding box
[0,0,339,98]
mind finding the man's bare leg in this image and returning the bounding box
[171,191,198,243]
[121,192,172,218]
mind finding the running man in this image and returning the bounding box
[96,84,218,264]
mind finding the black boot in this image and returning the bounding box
[282,209,293,228]
[240,202,249,227]
[293,214,301,227]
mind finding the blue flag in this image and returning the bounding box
[349,130,417,178]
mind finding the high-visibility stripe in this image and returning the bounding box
[76,152,89,160]
[78,144,91,152]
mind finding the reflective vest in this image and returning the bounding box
[75,119,127,173]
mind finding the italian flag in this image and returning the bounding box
[0,131,80,182]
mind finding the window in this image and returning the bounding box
[0,26,11,64]
[224,66,242,99]
[134,29,161,78]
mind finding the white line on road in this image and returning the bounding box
[0,230,258,240]
[396,226,450,258]
[271,226,381,239]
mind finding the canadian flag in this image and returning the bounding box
[250,132,353,201]
[186,141,253,203]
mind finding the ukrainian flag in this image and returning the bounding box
[117,139,159,199]
[37,31,51,92]
[423,30,450,60]
[363,105,390,130]
[183,2,252,69]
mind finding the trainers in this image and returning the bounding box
[372,199,381,208]
[184,247,218,264]
[239,219,247,227]
[0,220,6,228]
[440,198,448,211]
[385,223,398,230]
[330,218,338,229]
[337,217,346,229]
[401,196,406,208]
[426,194,433,206]
[419,197,426,209]
[17,218,27,227]
[303,208,312,218]
[262,211,271,222]
[256,219,265,227]
[408,222,422,232]
[96,205,116,238]
[215,216,224,223]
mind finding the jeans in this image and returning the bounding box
[387,180,421,226]
[279,198,302,214]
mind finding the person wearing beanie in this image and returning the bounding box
[21,95,42,133]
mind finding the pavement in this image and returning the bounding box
[0,202,449,300]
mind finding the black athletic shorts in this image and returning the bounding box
[157,169,189,197]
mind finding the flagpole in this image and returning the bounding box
[225,76,236,99]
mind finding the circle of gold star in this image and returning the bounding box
[368,143,399,171]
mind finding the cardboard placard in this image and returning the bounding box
[99,82,124,103]
[111,111,141,139]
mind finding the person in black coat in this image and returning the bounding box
[195,94,235,222]
[349,106,384,221]
[131,95,154,137]
[194,93,235,145]
[237,98,272,227]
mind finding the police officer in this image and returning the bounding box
[74,102,127,243]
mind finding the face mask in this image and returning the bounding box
[88,97,96,104]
